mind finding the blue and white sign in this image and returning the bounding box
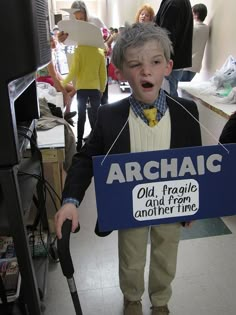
[93,144,236,232]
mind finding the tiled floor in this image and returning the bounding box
[44,83,236,315]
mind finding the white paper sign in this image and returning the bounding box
[58,20,105,49]
[132,179,199,221]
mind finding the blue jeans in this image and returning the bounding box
[165,69,183,97]
[76,89,101,144]
[180,70,196,82]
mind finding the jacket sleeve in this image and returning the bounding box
[219,112,236,144]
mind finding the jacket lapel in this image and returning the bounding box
[109,98,130,154]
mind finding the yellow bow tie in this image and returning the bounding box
[143,107,158,127]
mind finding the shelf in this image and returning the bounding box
[8,73,35,102]
[0,156,42,234]
[0,232,50,305]
[29,230,50,300]
[0,65,49,314]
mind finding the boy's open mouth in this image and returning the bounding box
[141,82,154,88]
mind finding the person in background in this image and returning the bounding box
[155,0,193,96]
[111,28,119,46]
[52,25,71,79]
[61,43,107,151]
[70,0,107,29]
[135,3,155,23]
[105,28,119,51]
[52,25,60,38]
[106,28,119,82]
[55,23,201,315]
[37,34,76,118]
[181,3,209,82]
[69,1,110,105]
[101,26,112,104]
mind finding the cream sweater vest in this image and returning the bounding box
[129,108,171,153]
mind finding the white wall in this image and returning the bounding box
[106,0,143,27]
[203,0,236,76]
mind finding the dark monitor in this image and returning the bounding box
[0,0,51,83]
[0,0,51,166]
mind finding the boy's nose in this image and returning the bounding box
[141,64,152,76]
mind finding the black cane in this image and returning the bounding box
[57,219,82,315]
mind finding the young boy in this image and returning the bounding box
[55,23,201,315]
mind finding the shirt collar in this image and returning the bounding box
[129,89,167,122]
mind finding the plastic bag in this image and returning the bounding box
[211,55,236,89]
[216,87,236,104]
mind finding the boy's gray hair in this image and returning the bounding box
[111,22,173,70]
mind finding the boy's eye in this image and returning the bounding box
[154,60,161,64]
[130,63,140,68]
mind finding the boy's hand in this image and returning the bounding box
[54,203,79,239]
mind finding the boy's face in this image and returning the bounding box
[116,40,173,105]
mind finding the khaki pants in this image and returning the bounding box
[118,223,181,306]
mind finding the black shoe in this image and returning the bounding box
[48,105,63,118]
[64,111,77,120]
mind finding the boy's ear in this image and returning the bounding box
[165,59,174,76]
[114,68,126,81]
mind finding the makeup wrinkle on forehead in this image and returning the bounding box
[125,47,165,64]
[126,41,164,57]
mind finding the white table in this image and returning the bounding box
[179,82,236,145]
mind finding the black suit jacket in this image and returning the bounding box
[219,111,236,144]
[62,95,202,234]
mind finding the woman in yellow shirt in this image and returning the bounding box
[62,45,107,151]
